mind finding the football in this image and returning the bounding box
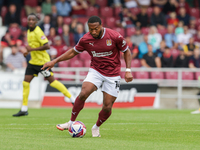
[68,121,86,138]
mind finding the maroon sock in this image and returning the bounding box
[70,96,85,121]
[96,109,112,127]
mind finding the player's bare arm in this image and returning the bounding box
[26,43,50,52]
[124,48,133,83]
[41,48,79,71]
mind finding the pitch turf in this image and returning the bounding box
[0,108,200,150]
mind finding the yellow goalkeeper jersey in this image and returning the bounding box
[27,26,50,66]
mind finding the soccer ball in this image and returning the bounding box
[68,121,86,138]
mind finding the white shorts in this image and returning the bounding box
[83,68,121,97]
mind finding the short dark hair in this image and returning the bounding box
[88,16,101,25]
[28,13,39,20]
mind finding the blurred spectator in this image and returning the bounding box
[51,5,58,27]
[130,27,144,46]
[71,0,89,16]
[175,21,184,35]
[156,40,166,58]
[136,0,151,7]
[0,0,4,13]
[177,25,192,45]
[167,12,179,27]
[36,6,45,26]
[150,6,167,29]
[174,47,189,67]
[56,0,72,17]
[117,6,135,28]
[24,0,38,15]
[162,0,178,15]
[70,16,79,33]
[74,23,85,44]
[189,48,200,68]
[194,27,200,47]
[148,26,162,50]
[47,27,57,46]
[5,45,27,71]
[42,0,52,15]
[176,0,190,15]
[40,15,53,36]
[161,46,173,67]
[124,0,137,8]
[141,44,161,68]
[164,25,178,48]
[152,0,167,7]
[62,24,74,46]
[0,30,15,64]
[183,37,198,57]
[125,36,138,59]
[56,16,64,35]
[188,17,197,36]
[138,35,154,59]
[108,0,125,7]
[51,36,68,59]
[4,4,21,27]
[177,7,190,26]
[135,6,149,28]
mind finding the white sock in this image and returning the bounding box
[68,120,74,125]
[69,95,75,103]
[92,124,99,129]
[21,105,28,112]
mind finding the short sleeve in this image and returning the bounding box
[115,33,128,52]
[74,38,85,53]
[35,27,49,45]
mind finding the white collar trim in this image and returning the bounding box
[101,28,106,39]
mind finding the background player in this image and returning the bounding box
[13,13,75,117]
[42,16,133,137]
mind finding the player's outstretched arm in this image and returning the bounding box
[123,48,133,83]
[26,43,50,52]
[41,48,79,71]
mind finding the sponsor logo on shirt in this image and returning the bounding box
[41,36,46,40]
[89,42,94,46]
[91,51,113,57]
[106,39,112,46]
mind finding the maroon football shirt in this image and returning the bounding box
[74,28,128,77]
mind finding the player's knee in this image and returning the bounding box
[78,91,90,101]
[102,105,112,112]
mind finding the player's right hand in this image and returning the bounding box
[41,60,55,71]
[23,51,29,57]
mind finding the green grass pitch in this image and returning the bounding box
[0,108,200,150]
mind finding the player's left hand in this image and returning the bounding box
[125,72,133,83]
[25,45,32,52]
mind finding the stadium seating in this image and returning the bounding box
[114,7,122,18]
[77,17,88,25]
[96,0,108,7]
[60,71,75,81]
[100,7,113,18]
[190,8,199,19]
[150,71,164,79]
[8,27,22,40]
[141,27,150,35]
[1,6,7,23]
[170,49,180,61]
[105,17,117,28]
[147,7,153,17]
[182,72,194,80]
[83,59,91,67]
[135,71,149,79]
[131,59,141,68]
[113,27,125,37]
[130,7,140,15]
[58,61,68,67]
[63,17,72,25]
[69,59,83,67]
[165,72,178,79]
[20,8,27,18]
[86,7,99,17]
[24,0,38,6]
[158,28,167,37]
[21,17,28,27]
[126,27,136,37]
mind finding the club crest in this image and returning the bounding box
[106,39,112,46]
